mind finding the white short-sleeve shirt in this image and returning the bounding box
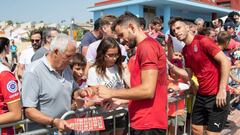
[19,45,35,67]
[87,65,125,89]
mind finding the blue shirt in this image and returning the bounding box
[10,45,17,53]
[80,31,98,46]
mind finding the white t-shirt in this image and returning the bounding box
[171,36,185,53]
[87,65,125,89]
[86,40,127,63]
[19,45,35,68]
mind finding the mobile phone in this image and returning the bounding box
[11,63,17,72]
[121,56,127,62]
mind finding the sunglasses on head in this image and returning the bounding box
[31,39,40,43]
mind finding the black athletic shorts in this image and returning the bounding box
[130,128,166,135]
[192,92,230,132]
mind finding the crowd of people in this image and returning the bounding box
[0,10,239,135]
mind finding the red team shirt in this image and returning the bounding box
[182,35,226,95]
[128,37,168,130]
[0,64,20,135]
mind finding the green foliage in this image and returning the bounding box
[6,20,13,26]
[75,28,84,41]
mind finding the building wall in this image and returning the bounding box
[93,4,143,21]
[170,9,212,21]
[200,0,240,10]
[153,7,211,21]
[228,0,240,10]
[94,5,212,21]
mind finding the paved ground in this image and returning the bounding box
[221,109,240,135]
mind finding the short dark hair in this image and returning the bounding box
[70,53,87,69]
[217,31,231,45]
[199,27,214,36]
[111,11,140,31]
[94,18,101,30]
[0,37,10,53]
[228,11,240,18]
[168,17,185,28]
[30,29,42,37]
[138,17,146,29]
[168,17,186,36]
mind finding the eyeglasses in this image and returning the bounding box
[31,39,40,43]
[105,54,120,59]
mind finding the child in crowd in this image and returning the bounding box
[70,53,87,110]
[167,52,188,135]
[70,53,87,88]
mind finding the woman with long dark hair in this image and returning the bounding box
[0,37,22,134]
[87,36,128,89]
[86,36,129,135]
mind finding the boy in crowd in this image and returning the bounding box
[70,53,87,88]
[70,53,87,110]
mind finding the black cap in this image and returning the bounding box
[224,21,236,30]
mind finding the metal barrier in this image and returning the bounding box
[18,127,58,135]
[0,118,57,135]
[3,92,237,135]
[168,88,192,135]
[60,106,129,135]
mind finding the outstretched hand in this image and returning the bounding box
[98,85,113,99]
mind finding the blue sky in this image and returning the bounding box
[0,0,102,24]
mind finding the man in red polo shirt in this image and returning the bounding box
[168,17,231,135]
[98,12,168,135]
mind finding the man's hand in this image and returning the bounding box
[98,86,113,99]
[73,87,99,108]
[73,87,98,100]
[53,118,71,132]
[165,34,173,46]
[216,90,227,108]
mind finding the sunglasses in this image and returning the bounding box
[31,39,40,43]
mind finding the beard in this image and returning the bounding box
[32,43,41,50]
[128,38,137,49]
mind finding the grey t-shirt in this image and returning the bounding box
[22,56,78,130]
[31,47,48,62]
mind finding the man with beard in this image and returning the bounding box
[31,27,59,62]
[17,30,42,81]
[168,17,230,135]
[98,12,168,135]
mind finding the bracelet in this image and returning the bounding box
[51,117,56,127]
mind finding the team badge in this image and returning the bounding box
[194,44,198,52]
[7,80,17,93]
